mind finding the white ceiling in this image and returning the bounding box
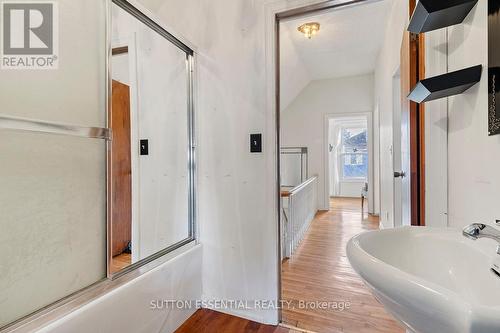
[281,0,393,81]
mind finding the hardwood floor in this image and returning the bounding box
[175,309,290,333]
[281,197,405,333]
[110,253,131,273]
[174,198,403,333]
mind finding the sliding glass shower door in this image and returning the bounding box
[0,0,107,327]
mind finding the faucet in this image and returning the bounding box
[463,221,500,275]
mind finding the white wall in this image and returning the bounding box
[281,152,305,187]
[424,29,449,228]
[112,53,130,86]
[374,0,409,229]
[281,74,374,210]
[447,0,500,229]
[280,23,312,111]
[338,182,365,198]
[135,0,281,324]
[377,0,498,230]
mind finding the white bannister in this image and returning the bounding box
[282,176,318,258]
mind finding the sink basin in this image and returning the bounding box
[346,226,500,333]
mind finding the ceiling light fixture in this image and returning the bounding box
[297,22,320,39]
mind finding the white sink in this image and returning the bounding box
[346,227,500,333]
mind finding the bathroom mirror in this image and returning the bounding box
[109,0,195,275]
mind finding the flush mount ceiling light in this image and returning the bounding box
[297,22,320,39]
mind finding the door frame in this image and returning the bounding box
[269,0,426,324]
[406,0,426,226]
[267,0,382,324]
[323,112,373,212]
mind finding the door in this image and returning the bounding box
[399,83,411,227]
[400,25,425,226]
[110,80,132,257]
[392,70,411,227]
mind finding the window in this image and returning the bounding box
[340,127,368,180]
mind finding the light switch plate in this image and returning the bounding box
[250,134,262,153]
[140,139,149,155]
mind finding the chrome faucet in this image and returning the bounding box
[463,221,500,275]
[463,223,500,242]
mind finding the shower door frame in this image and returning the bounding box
[0,0,198,331]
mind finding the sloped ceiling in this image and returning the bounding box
[280,0,393,110]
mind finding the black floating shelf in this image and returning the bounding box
[408,65,482,103]
[408,0,478,33]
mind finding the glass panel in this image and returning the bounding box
[281,153,303,186]
[342,153,368,179]
[0,132,106,326]
[0,0,107,128]
[280,148,308,187]
[341,127,368,180]
[110,3,191,272]
[341,127,368,154]
[0,0,107,327]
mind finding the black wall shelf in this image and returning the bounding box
[408,0,479,33]
[408,65,482,103]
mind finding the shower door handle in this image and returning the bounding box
[0,114,112,141]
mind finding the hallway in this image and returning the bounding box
[281,198,405,333]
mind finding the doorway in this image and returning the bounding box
[275,1,402,331]
[326,114,373,215]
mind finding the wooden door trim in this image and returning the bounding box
[409,0,426,226]
[418,34,426,226]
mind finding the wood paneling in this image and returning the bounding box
[281,198,405,333]
[175,309,290,333]
[110,80,132,256]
